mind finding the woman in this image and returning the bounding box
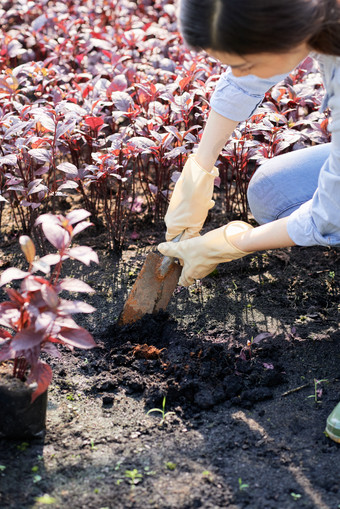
[158,0,340,442]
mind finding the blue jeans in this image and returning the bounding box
[247,144,331,224]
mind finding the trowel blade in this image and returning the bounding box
[118,251,182,326]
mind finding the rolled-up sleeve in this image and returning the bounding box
[287,62,340,247]
[210,68,288,122]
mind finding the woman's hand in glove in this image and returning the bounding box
[165,155,219,241]
[158,221,254,287]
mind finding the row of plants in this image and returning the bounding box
[0,0,329,251]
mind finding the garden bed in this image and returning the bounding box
[0,222,339,509]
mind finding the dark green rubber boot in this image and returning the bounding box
[325,402,340,443]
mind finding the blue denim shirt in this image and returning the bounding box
[210,53,340,247]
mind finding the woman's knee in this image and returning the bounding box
[247,167,278,224]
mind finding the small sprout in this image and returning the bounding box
[94,488,99,494]
[34,494,56,504]
[307,378,328,403]
[90,439,97,450]
[291,492,302,501]
[202,470,214,482]
[238,478,249,491]
[328,271,335,279]
[66,393,75,401]
[0,465,6,472]
[17,442,29,452]
[147,396,175,424]
[114,461,122,471]
[124,469,143,486]
[143,466,155,476]
[33,474,42,483]
[165,462,177,471]
[32,465,39,473]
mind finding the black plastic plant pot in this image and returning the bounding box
[0,375,47,439]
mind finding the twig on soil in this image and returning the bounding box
[281,383,310,397]
[281,378,339,397]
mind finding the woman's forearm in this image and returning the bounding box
[195,109,239,170]
[229,217,296,252]
[194,110,296,253]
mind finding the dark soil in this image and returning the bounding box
[0,222,339,509]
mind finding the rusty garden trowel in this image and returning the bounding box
[118,233,183,325]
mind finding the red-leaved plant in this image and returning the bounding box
[0,1,329,246]
[0,209,98,402]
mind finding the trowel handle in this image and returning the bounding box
[159,231,184,276]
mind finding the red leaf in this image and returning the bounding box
[179,76,191,91]
[58,327,96,349]
[0,328,12,340]
[42,224,70,250]
[28,362,52,403]
[0,267,29,286]
[59,278,95,293]
[84,116,104,130]
[252,332,272,344]
[68,246,99,266]
[6,288,26,304]
[58,299,96,314]
[66,209,91,225]
[41,284,59,308]
[11,329,45,352]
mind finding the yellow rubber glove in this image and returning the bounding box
[158,221,254,286]
[165,155,219,241]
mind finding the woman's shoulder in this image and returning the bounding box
[311,51,340,69]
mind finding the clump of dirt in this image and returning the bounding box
[95,313,287,413]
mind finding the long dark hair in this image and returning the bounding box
[179,0,340,56]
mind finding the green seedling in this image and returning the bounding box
[34,494,56,504]
[124,469,143,486]
[66,393,75,401]
[291,492,302,501]
[147,396,175,424]
[114,460,122,471]
[238,478,249,491]
[33,474,42,483]
[165,462,177,471]
[307,378,328,403]
[0,465,6,472]
[17,442,29,452]
[202,470,214,482]
[90,439,97,450]
[143,466,156,476]
[32,465,39,473]
[93,488,99,494]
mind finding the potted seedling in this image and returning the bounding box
[0,210,98,439]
